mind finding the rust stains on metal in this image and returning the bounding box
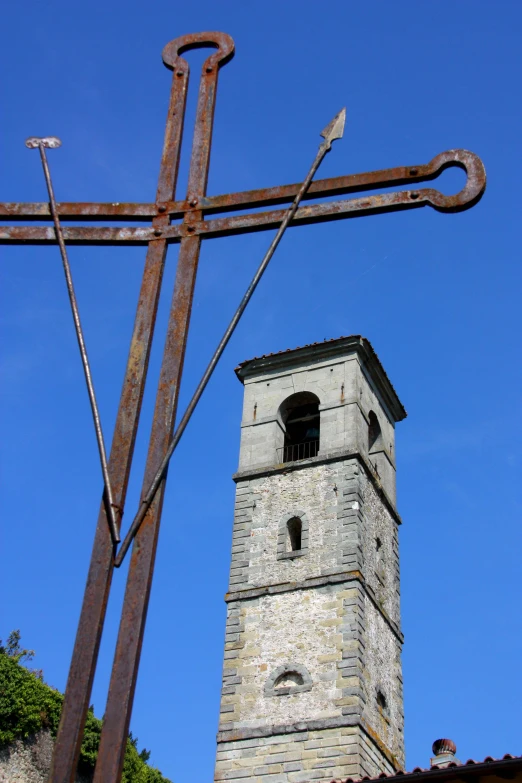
[2,26,487,783]
[113,107,345,568]
[0,149,486,241]
[92,32,233,783]
[50,241,171,783]
[28,136,120,547]
[0,202,162,220]
[48,27,190,783]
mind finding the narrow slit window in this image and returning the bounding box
[376,688,390,720]
[368,410,382,451]
[375,536,386,586]
[278,513,308,560]
[287,517,302,552]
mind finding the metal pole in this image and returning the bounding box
[47,32,191,778]
[92,34,234,783]
[26,136,120,546]
[115,107,346,567]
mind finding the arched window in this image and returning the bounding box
[264,663,313,696]
[278,511,309,560]
[287,517,302,552]
[274,671,304,688]
[368,410,382,452]
[278,392,320,463]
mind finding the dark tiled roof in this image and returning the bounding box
[235,335,366,373]
[334,754,522,783]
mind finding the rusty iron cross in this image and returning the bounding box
[1,31,486,783]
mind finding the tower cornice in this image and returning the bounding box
[235,334,407,424]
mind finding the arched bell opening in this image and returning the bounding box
[278,392,320,463]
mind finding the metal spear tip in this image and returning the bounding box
[320,108,346,147]
[25,136,62,149]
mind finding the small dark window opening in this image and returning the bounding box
[375,536,386,588]
[287,517,302,552]
[274,671,304,688]
[279,392,320,462]
[368,411,382,451]
[376,690,387,711]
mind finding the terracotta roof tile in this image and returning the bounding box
[328,753,522,783]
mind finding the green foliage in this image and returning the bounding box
[0,632,170,782]
[0,644,62,745]
[0,629,43,680]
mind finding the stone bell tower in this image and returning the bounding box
[215,336,407,783]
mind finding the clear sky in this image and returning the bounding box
[1,1,521,780]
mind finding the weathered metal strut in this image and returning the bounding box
[114,106,347,568]
[1,147,485,243]
[1,30,486,783]
[26,135,120,548]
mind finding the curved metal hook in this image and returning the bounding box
[162,31,235,75]
[410,149,486,212]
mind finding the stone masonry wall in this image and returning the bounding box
[227,458,401,615]
[219,584,345,732]
[231,463,341,592]
[359,469,401,626]
[219,456,404,779]
[218,341,405,783]
[218,577,403,769]
[215,725,397,783]
[237,352,397,503]
[0,730,90,783]
[359,730,397,779]
[361,597,404,765]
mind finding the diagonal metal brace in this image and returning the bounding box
[0,26,487,783]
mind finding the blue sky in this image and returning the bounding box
[1,0,521,780]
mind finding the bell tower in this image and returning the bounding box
[215,336,407,783]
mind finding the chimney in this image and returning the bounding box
[430,739,461,768]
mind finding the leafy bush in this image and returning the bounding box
[0,631,170,782]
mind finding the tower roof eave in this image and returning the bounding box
[234,335,407,423]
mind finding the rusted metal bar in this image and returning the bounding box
[114,108,346,567]
[0,148,485,222]
[0,226,154,244]
[0,150,486,245]
[92,32,234,783]
[27,136,120,547]
[48,37,190,783]
[0,201,161,221]
[198,147,485,213]
[3,26,487,783]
